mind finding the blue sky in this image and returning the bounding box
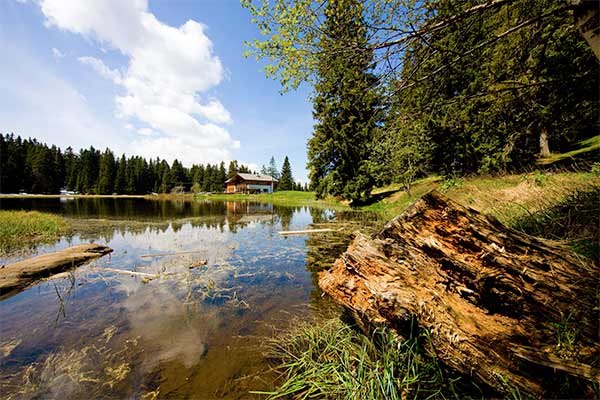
[0,0,313,182]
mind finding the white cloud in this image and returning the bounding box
[51,47,64,58]
[38,0,237,165]
[136,127,157,136]
[78,56,122,83]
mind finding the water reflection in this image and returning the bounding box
[0,198,382,399]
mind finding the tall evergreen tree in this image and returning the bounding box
[279,156,294,190]
[266,156,280,179]
[97,149,116,194]
[170,159,186,188]
[114,155,127,194]
[31,147,56,193]
[227,160,239,178]
[64,146,77,191]
[307,0,381,202]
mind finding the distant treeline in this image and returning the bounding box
[0,134,304,194]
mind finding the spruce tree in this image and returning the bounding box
[114,155,127,194]
[307,0,381,202]
[97,149,115,194]
[267,156,280,179]
[279,156,294,190]
[227,160,239,178]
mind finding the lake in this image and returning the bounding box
[0,197,380,399]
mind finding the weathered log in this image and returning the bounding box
[0,244,113,300]
[319,191,598,398]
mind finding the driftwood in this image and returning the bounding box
[319,191,599,397]
[0,244,113,300]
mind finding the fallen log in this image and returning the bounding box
[0,244,113,300]
[318,191,598,398]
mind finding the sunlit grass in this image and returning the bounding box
[537,134,600,165]
[359,171,598,222]
[195,190,348,209]
[0,210,67,255]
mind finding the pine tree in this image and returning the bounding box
[97,149,116,194]
[31,147,56,193]
[307,0,382,202]
[279,156,294,190]
[170,159,186,188]
[227,160,239,178]
[266,156,280,179]
[114,155,127,194]
[64,146,77,191]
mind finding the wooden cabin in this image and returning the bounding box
[225,173,278,194]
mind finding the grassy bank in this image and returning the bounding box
[195,190,347,209]
[361,170,598,222]
[0,211,67,255]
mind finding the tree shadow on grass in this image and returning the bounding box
[350,188,403,207]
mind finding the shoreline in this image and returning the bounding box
[0,193,193,200]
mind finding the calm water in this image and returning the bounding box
[0,198,379,399]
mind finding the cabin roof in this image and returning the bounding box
[225,173,278,183]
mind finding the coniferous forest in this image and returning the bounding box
[0,134,302,194]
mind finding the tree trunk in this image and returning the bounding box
[319,191,598,398]
[539,126,551,157]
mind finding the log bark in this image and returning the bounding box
[0,244,113,300]
[319,191,598,398]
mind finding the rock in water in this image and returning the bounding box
[319,191,598,397]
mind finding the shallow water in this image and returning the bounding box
[0,198,380,399]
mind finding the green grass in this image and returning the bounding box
[537,134,600,166]
[255,318,488,400]
[0,210,67,255]
[356,171,598,222]
[195,190,348,209]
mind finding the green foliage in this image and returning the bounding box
[308,0,382,202]
[552,313,580,360]
[441,177,464,191]
[393,0,599,175]
[278,156,294,190]
[371,117,432,196]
